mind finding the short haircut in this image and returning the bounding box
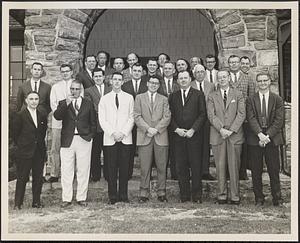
[217,69,230,76]
[114,57,124,64]
[72,79,82,85]
[190,56,204,65]
[147,58,158,64]
[163,61,175,67]
[60,63,73,71]
[132,62,143,69]
[228,55,240,62]
[158,53,170,61]
[92,67,105,77]
[205,54,216,60]
[25,90,39,98]
[178,70,191,78]
[84,55,96,62]
[96,51,110,66]
[112,71,123,79]
[31,62,43,69]
[256,73,271,81]
[148,75,161,82]
[240,56,251,62]
[127,52,138,60]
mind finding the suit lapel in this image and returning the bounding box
[225,88,235,109]
[216,90,225,110]
[25,108,37,128]
[184,87,193,105]
[267,92,275,120]
[84,70,95,86]
[143,93,152,114]
[93,85,101,100]
[153,93,160,112]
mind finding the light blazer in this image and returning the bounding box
[134,92,171,146]
[191,78,215,101]
[84,84,112,133]
[229,71,256,99]
[206,68,218,85]
[246,92,284,146]
[99,90,134,146]
[76,69,95,89]
[207,88,245,145]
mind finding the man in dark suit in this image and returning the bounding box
[157,53,170,77]
[96,51,113,85]
[16,62,51,116]
[76,55,97,89]
[144,58,162,79]
[169,70,207,203]
[84,67,112,182]
[54,80,96,208]
[246,73,284,206]
[12,91,48,209]
[122,63,148,179]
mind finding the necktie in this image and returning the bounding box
[150,93,154,112]
[34,81,37,92]
[135,80,138,94]
[234,73,237,83]
[183,90,187,106]
[199,82,203,93]
[74,99,80,115]
[262,94,267,127]
[99,85,102,97]
[223,90,227,108]
[115,93,119,109]
[210,70,213,83]
[167,79,172,95]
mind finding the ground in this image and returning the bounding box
[7,166,291,237]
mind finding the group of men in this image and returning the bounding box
[11,51,284,209]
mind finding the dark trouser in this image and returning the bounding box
[248,143,281,202]
[174,135,202,201]
[104,142,131,201]
[239,123,250,177]
[128,126,137,179]
[15,149,45,207]
[90,132,106,180]
[167,129,177,179]
[200,120,210,175]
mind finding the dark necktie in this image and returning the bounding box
[234,73,238,83]
[199,82,203,93]
[167,79,172,95]
[98,85,102,97]
[74,99,80,115]
[150,93,154,112]
[262,94,267,127]
[34,81,37,92]
[210,70,213,83]
[183,90,187,106]
[115,93,119,109]
[135,80,138,94]
[223,90,227,108]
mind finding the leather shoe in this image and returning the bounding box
[192,199,202,204]
[14,205,22,210]
[32,203,44,208]
[120,198,130,203]
[273,199,282,206]
[108,199,118,205]
[202,174,216,181]
[180,198,190,203]
[77,201,88,207]
[61,201,72,208]
[138,197,149,203]
[230,200,240,205]
[217,199,227,204]
[157,196,168,202]
[47,177,59,183]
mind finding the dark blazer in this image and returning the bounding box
[16,80,51,116]
[84,84,112,132]
[169,87,207,136]
[246,92,284,146]
[121,77,148,99]
[158,77,180,98]
[53,98,97,147]
[11,108,47,159]
[76,69,95,89]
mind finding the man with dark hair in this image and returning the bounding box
[246,73,284,206]
[123,52,139,82]
[12,91,48,209]
[240,56,256,83]
[205,54,218,86]
[76,55,97,89]
[157,53,170,76]
[146,58,160,77]
[190,56,204,75]
[176,58,190,73]
[96,51,113,85]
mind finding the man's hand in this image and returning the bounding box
[258,132,270,145]
[185,128,195,138]
[66,94,75,106]
[147,127,158,137]
[175,128,187,137]
[220,128,233,139]
[112,132,125,142]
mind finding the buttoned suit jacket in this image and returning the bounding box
[11,108,47,159]
[16,80,51,116]
[229,71,256,99]
[134,92,171,146]
[76,69,95,89]
[246,92,284,146]
[158,77,180,98]
[53,98,97,147]
[191,79,215,101]
[121,77,148,99]
[207,88,245,146]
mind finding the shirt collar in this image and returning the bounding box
[259,91,270,98]
[181,86,191,94]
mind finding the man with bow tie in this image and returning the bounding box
[54,80,96,208]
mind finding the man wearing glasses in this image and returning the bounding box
[205,54,218,87]
[134,75,171,203]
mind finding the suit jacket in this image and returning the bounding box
[76,69,95,89]
[246,92,284,146]
[84,84,112,132]
[229,71,256,99]
[11,108,47,159]
[206,68,218,85]
[191,79,215,101]
[207,88,245,145]
[16,80,51,116]
[53,98,97,147]
[169,87,207,138]
[158,77,180,98]
[97,65,114,85]
[99,90,134,146]
[134,92,171,146]
[121,77,148,99]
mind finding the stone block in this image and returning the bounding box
[36,45,54,52]
[45,52,59,60]
[58,16,84,34]
[55,38,82,52]
[80,9,93,15]
[243,16,266,23]
[25,9,41,16]
[267,16,277,40]
[248,29,265,41]
[32,29,57,37]
[254,41,278,50]
[24,31,35,50]
[25,51,45,60]
[25,15,58,29]
[220,22,245,38]
[240,9,276,16]
[58,28,82,41]
[219,14,242,29]
[211,9,237,21]
[64,9,89,24]
[246,22,265,29]
[42,9,64,15]
[34,35,56,46]
[222,35,245,49]
[257,50,278,66]
[219,49,256,68]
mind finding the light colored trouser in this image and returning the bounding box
[212,140,242,202]
[50,128,62,177]
[60,136,92,202]
[138,139,168,198]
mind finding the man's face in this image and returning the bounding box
[85,56,97,71]
[31,64,43,79]
[217,71,230,89]
[177,71,191,89]
[193,65,206,82]
[60,66,73,81]
[93,71,105,86]
[163,63,175,78]
[228,57,241,72]
[147,60,158,74]
[111,74,124,91]
[70,82,82,99]
[127,54,138,67]
[240,58,251,73]
[205,57,216,71]
[97,53,107,67]
[158,54,167,67]
[176,60,188,72]
[147,77,160,93]
[25,93,39,109]
[190,57,200,69]
[256,75,271,92]
[132,65,143,80]
[113,58,125,72]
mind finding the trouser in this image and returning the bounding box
[128,126,137,179]
[239,123,250,177]
[167,129,177,179]
[60,136,92,202]
[104,142,131,201]
[89,132,105,180]
[50,128,61,177]
[15,149,45,207]
[200,120,210,175]
[138,139,168,198]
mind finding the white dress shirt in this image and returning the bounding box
[30,78,41,92]
[180,86,191,106]
[96,83,105,96]
[147,91,157,103]
[164,77,173,94]
[259,91,270,115]
[220,87,230,99]
[132,79,141,93]
[86,69,93,79]
[230,71,240,83]
[27,107,37,127]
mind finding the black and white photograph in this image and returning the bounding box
[1,1,298,241]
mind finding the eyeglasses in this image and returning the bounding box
[206,61,216,64]
[70,88,81,90]
[229,61,240,64]
[148,81,160,85]
[257,79,270,83]
[61,70,71,73]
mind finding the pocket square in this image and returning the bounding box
[231,100,236,103]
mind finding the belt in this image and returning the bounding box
[74,133,80,135]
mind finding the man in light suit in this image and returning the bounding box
[99,72,135,204]
[134,75,171,203]
[207,70,245,205]
[191,64,216,181]
[84,67,112,182]
[205,54,218,87]
[54,80,96,208]
[169,71,207,203]
[246,73,284,206]
[76,55,97,89]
